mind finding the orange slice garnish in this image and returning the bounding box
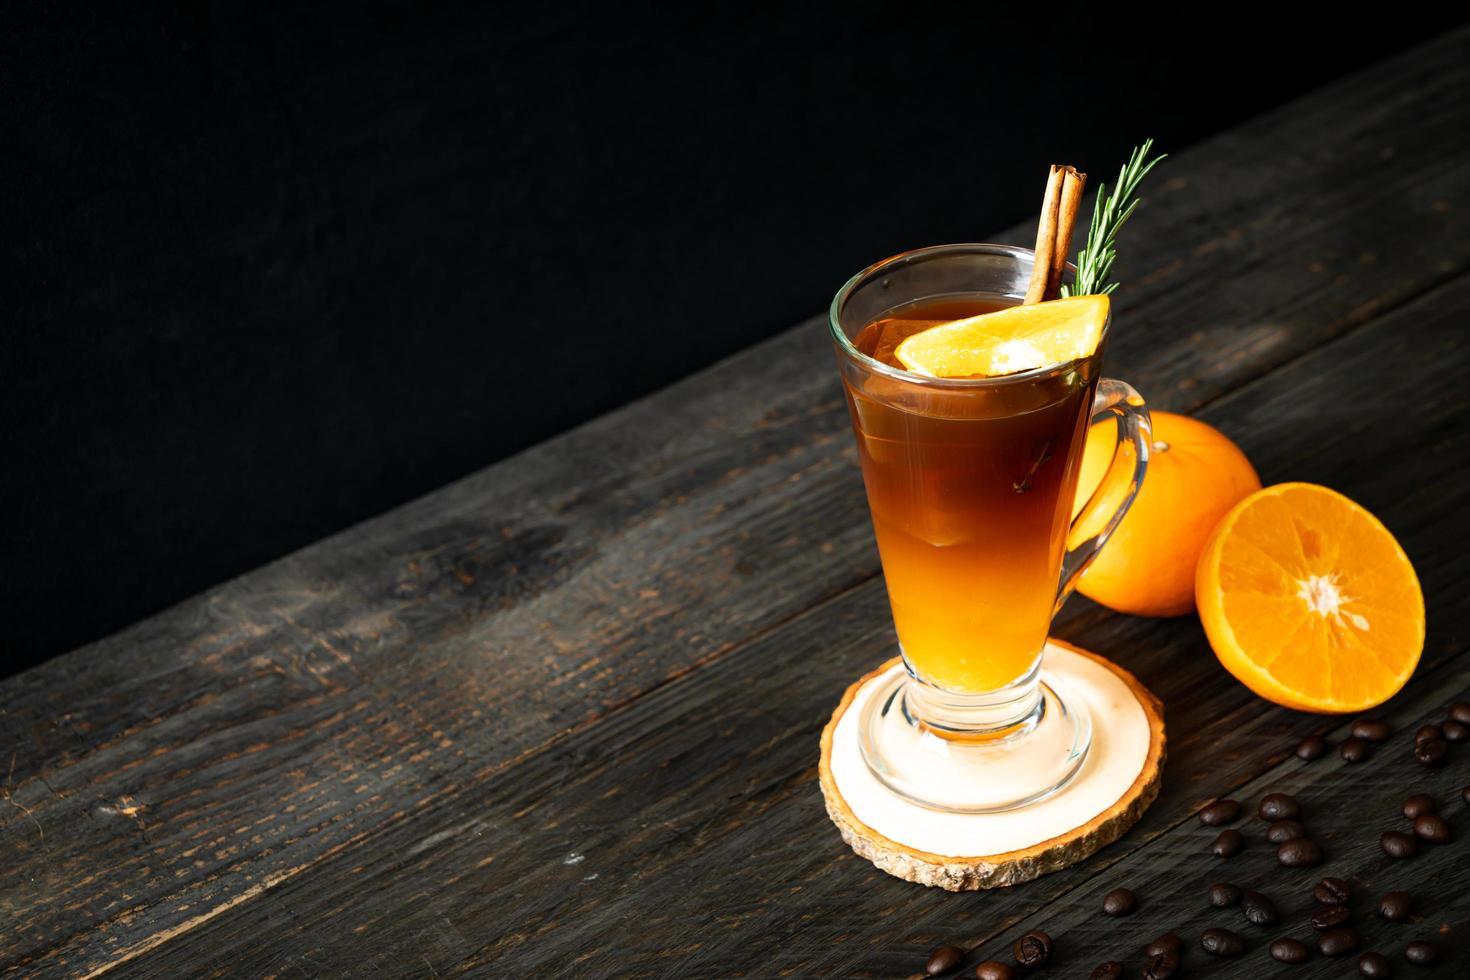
[894,295,1108,378]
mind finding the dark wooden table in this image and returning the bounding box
[5,28,1470,979]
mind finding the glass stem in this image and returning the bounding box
[901,655,1044,738]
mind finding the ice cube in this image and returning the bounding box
[869,318,946,368]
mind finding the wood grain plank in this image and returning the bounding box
[109,270,1470,978]
[939,651,1470,979]
[2,26,1467,975]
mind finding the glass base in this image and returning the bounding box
[857,664,1092,813]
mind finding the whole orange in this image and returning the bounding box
[1073,411,1261,617]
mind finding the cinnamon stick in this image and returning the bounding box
[1049,167,1087,299]
[1023,165,1064,305]
[1024,163,1087,304]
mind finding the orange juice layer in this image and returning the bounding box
[848,298,1097,692]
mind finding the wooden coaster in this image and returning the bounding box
[819,639,1165,890]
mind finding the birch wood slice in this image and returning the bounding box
[819,639,1165,890]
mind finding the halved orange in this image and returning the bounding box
[895,295,1108,378]
[1196,483,1424,713]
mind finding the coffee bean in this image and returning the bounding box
[1086,962,1121,980]
[1314,876,1351,905]
[1270,937,1311,963]
[1352,718,1392,743]
[1340,737,1370,762]
[1259,792,1302,821]
[1277,837,1324,866]
[1401,793,1435,819]
[1199,799,1242,825]
[1450,701,1470,724]
[1201,927,1247,957]
[1442,718,1470,743]
[1319,928,1359,956]
[1242,889,1280,926]
[1141,952,1179,980]
[1101,887,1136,917]
[1414,739,1447,768]
[975,961,1013,980]
[1378,891,1413,922]
[926,945,964,976]
[1144,933,1183,958]
[1296,734,1329,760]
[1212,828,1246,857]
[1414,724,1442,744]
[1380,831,1417,858]
[1403,940,1439,965]
[1012,931,1051,969]
[1411,813,1451,844]
[1358,951,1393,977]
[1209,881,1244,907]
[1267,819,1308,843]
[1311,906,1352,930]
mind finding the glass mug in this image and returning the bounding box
[829,243,1150,812]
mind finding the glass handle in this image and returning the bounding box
[1056,379,1152,613]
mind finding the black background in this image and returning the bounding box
[6,3,1463,676]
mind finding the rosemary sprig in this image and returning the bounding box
[1061,139,1166,297]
